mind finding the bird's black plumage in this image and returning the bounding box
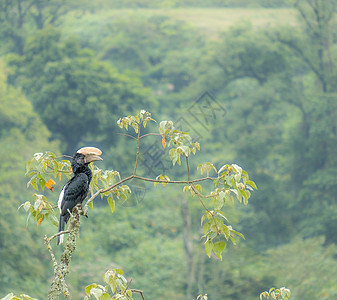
[58,148,102,244]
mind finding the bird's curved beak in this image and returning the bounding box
[77,146,103,163]
[85,154,103,164]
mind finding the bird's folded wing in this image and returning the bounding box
[60,173,89,215]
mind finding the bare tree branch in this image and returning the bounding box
[47,204,82,299]
[130,289,146,300]
[48,230,71,242]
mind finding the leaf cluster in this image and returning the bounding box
[192,163,257,260]
[84,269,136,300]
[260,287,291,300]
[158,120,200,166]
[23,152,72,226]
[0,293,37,300]
[26,152,71,191]
[117,110,156,133]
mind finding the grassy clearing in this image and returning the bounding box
[133,8,297,35]
[64,8,297,39]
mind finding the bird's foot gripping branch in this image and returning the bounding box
[21,110,257,299]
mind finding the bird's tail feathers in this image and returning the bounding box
[58,216,65,245]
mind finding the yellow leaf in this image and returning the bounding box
[45,179,56,192]
[58,172,62,181]
[37,217,43,226]
[162,135,166,148]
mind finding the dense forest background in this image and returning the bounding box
[1,0,337,299]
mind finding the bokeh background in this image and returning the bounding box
[1,0,337,299]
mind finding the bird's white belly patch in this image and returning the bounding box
[58,186,65,213]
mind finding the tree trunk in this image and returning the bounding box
[181,197,195,299]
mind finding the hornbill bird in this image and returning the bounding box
[58,147,103,244]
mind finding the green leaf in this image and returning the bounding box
[90,287,103,299]
[117,273,128,285]
[115,268,123,275]
[33,198,42,211]
[30,177,38,190]
[231,229,245,240]
[234,174,241,182]
[215,209,229,222]
[213,196,223,210]
[204,239,213,258]
[218,191,226,200]
[231,188,241,202]
[159,121,167,134]
[195,142,200,151]
[1,293,14,300]
[203,222,211,235]
[88,201,94,210]
[107,197,115,214]
[194,184,202,192]
[127,290,133,298]
[169,148,178,166]
[232,164,242,175]
[200,214,207,226]
[239,189,250,205]
[242,169,249,178]
[177,145,189,156]
[26,211,32,226]
[183,185,191,192]
[18,201,31,212]
[85,283,98,296]
[244,190,251,203]
[246,180,257,189]
[176,153,181,165]
[229,236,237,245]
[227,194,235,203]
[213,241,226,260]
[218,164,229,176]
[104,270,116,293]
[222,224,230,240]
[99,293,110,300]
[21,294,38,300]
[120,193,127,201]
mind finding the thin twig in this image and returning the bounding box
[56,155,73,159]
[133,123,141,175]
[192,186,211,212]
[186,156,190,182]
[192,186,221,233]
[190,185,220,199]
[44,235,58,268]
[84,174,216,209]
[123,279,133,294]
[139,133,162,139]
[130,289,145,300]
[133,175,216,185]
[89,185,94,198]
[42,205,58,210]
[116,132,137,140]
[30,168,71,173]
[48,230,71,242]
[85,175,135,208]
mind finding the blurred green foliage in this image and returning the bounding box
[0,60,59,297]
[1,0,337,299]
[6,27,156,155]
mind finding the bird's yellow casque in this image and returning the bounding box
[76,146,103,163]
